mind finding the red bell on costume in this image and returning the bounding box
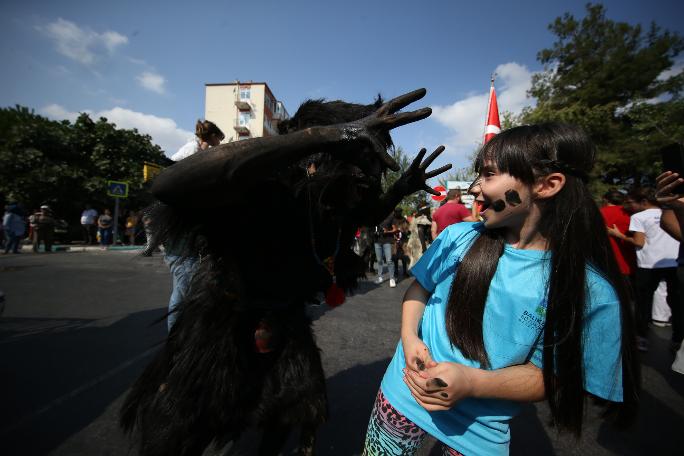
[325,282,345,307]
[254,321,274,353]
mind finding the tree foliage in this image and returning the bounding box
[438,167,478,189]
[521,3,684,193]
[0,105,171,221]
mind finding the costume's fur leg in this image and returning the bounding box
[139,406,213,456]
[128,373,214,456]
[298,423,317,456]
[258,422,291,456]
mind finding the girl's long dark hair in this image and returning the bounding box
[446,123,639,436]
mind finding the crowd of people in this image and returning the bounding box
[0,202,147,253]
[601,186,682,356]
[361,187,475,289]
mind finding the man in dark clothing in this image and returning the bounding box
[32,205,56,253]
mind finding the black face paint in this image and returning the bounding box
[505,190,522,206]
[491,200,506,212]
[440,392,448,398]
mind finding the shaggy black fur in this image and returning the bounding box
[120,90,443,455]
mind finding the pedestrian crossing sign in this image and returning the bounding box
[107,180,129,198]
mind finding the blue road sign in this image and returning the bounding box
[107,180,129,198]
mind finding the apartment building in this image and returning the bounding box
[205,81,289,142]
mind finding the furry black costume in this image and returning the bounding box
[120,89,450,455]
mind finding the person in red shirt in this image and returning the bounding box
[431,189,475,239]
[602,190,636,277]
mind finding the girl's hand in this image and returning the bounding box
[402,333,436,374]
[402,362,477,411]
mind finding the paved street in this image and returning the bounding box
[1,249,683,455]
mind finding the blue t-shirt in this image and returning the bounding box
[381,222,623,455]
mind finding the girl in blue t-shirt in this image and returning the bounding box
[363,123,639,455]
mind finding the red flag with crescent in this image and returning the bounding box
[484,81,501,144]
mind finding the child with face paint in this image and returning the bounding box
[362,124,639,456]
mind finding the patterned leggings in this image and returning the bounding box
[362,389,464,456]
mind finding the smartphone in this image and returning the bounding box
[660,143,684,195]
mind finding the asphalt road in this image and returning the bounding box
[0,249,682,455]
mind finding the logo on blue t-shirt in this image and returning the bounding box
[519,298,547,331]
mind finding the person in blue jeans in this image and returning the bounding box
[3,203,26,254]
[374,212,398,287]
[97,209,113,249]
[164,253,196,331]
[163,119,224,330]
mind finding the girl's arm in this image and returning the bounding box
[401,280,436,374]
[403,361,545,411]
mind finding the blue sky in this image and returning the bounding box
[1,0,683,180]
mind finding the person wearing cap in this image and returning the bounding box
[32,205,56,253]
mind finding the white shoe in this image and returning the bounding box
[389,279,397,288]
[375,277,383,284]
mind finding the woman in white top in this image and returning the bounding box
[171,120,225,161]
[166,120,225,329]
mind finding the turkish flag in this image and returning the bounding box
[484,83,501,144]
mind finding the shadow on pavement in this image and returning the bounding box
[315,358,390,455]
[222,358,390,456]
[0,308,166,455]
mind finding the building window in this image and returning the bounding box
[240,88,251,100]
[239,111,250,126]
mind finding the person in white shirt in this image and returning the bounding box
[165,120,224,329]
[617,187,680,352]
[80,204,98,245]
[171,120,225,162]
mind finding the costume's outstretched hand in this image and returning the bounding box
[342,88,432,171]
[390,146,452,197]
[656,171,684,207]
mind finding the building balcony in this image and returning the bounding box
[235,100,251,110]
[234,124,250,134]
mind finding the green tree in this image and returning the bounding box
[0,106,169,223]
[522,3,684,193]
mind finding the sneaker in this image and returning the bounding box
[652,319,672,328]
[636,336,649,352]
[375,277,383,284]
[389,278,397,288]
